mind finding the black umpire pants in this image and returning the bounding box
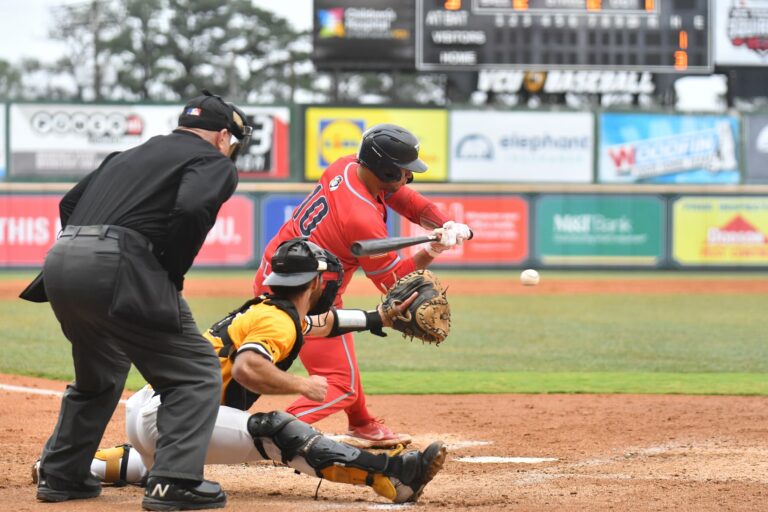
[39,225,221,483]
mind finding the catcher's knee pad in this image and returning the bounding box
[247,411,321,464]
[93,444,133,486]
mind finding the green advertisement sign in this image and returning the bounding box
[535,195,665,266]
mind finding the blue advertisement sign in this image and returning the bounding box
[599,113,741,184]
[259,193,398,258]
[260,194,304,255]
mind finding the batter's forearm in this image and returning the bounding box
[413,249,435,269]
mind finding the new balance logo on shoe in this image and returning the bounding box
[150,483,169,498]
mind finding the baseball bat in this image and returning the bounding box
[351,234,438,257]
[350,230,474,257]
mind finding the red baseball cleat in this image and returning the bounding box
[345,419,412,449]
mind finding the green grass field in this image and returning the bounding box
[2,270,767,395]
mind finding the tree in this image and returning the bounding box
[0,59,22,99]
[102,0,170,100]
[48,0,123,100]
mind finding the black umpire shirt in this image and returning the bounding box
[60,129,238,290]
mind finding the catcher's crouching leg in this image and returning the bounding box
[247,411,447,503]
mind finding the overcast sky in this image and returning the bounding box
[0,0,313,64]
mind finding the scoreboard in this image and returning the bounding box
[417,0,712,73]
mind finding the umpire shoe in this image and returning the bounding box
[391,441,447,503]
[36,466,102,502]
[142,476,227,511]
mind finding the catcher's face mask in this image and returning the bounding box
[307,247,343,315]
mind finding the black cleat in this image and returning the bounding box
[36,467,102,502]
[142,477,227,511]
[394,441,447,503]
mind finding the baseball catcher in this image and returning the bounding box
[38,238,446,506]
[380,269,450,344]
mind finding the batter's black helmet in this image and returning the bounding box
[357,124,428,182]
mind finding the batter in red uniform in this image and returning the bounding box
[253,124,472,447]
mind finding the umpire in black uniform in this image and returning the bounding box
[21,90,252,510]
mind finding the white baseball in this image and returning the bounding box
[520,269,540,286]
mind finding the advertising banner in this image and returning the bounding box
[449,111,593,182]
[0,194,254,267]
[194,195,256,266]
[673,197,768,266]
[535,195,665,266]
[0,105,6,178]
[236,107,290,180]
[260,194,305,256]
[304,107,447,181]
[313,0,415,70]
[0,195,61,265]
[9,103,290,180]
[743,114,768,184]
[399,195,528,265]
[714,1,768,66]
[599,113,741,184]
[9,104,179,178]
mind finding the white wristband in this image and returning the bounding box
[335,309,368,329]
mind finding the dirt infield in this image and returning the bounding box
[4,274,768,300]
[1,373,767,511]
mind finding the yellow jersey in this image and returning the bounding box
[204,295,307,410]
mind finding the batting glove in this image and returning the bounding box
[442,221,472,245]
[425,224,458,257]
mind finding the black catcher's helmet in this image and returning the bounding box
[263,237,343,315]
[357,124,428,182]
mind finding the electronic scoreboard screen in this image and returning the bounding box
[416,0,712,73]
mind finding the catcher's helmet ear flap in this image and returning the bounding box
[263,238,343,314]
[357,124,428,183]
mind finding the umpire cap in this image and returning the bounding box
[178,90,253,158]
[264,238,342,287]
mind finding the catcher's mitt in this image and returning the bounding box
[381,269,450,344]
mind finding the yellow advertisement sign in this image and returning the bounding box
[304,107,448,181]
[673,197,768,265]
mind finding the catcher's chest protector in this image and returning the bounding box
[210,295,305,410]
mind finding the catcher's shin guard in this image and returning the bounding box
[247,411,414,501]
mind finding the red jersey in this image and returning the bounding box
[253,155,448,305]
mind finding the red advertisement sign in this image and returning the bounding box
[196,195,255,265]
[0,194,254,267]
[0,195,61,265]
[399,195,529,265]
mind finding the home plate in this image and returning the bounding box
[456,456,558,464]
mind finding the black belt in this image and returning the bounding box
[59,225,152,250]
[60,225,119,240]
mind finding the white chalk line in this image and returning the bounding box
[456,456,558,464]
[0,383,128,404]
[512,440,768,486]
[446,440,492,450]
